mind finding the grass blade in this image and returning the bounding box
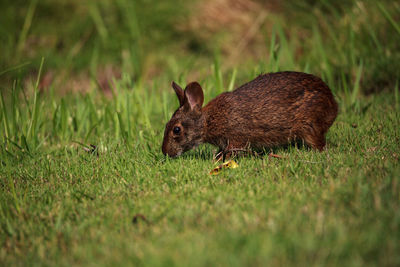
[88,2,108,43]
[16,0,38,57]
[378,2,400,36]
[227,68,237,92]
[351,61,363,106]
[0,91,11,141]
[395,80,399,111]
[213,51,223,93]
[0,62,31,77]
[117,112,127,140]
[27,58,44,141]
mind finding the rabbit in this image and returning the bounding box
[162,71,338,158]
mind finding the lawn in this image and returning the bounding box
[1,0,400,266]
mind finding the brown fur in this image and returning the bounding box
[162,71,338,158]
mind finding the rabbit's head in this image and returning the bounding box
[162,81,205,157]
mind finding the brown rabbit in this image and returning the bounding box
[162,71,338,158]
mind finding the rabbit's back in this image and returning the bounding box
[203,72,338,150]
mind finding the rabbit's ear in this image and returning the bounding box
[172,81,184,106]
[184,82,204,110]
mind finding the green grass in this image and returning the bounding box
[1,68,399,266]
[1,0,400,266]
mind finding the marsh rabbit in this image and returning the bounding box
[162,71,338,158]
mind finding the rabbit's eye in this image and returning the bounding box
[173,126,181,134]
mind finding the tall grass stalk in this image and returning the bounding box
[227,68,237,92]
[0,91,11,141]
[27,57,44,142]
[88,2,109,43]
[351,61,363,109]
[213,51,223,93]
[395,80,399,111]
[117,0,143,79]
[378,2,400,36]
[312,25,333,87]
[0,62,31,77]
[268,27,278,72]
[16,0,38,58]
[276,23,294,70]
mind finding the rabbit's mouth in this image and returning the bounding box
[163,148,183,158]
[171,150,182,158]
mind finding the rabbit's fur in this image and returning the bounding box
[162,71,338,158]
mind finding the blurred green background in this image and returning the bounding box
[1,0,399,94]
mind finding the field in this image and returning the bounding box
[1,0,400,266]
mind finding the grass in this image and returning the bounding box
[1,66,399,266]
[1,0,400,266]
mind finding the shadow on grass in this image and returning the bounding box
[178,141,336,161]
[157,138,338,163]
